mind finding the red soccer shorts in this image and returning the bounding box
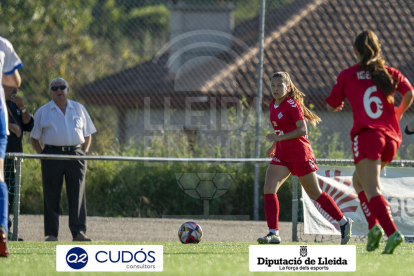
[352,128,400,164]
[270,155,318,177]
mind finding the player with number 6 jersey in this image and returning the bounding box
[258,71,353,246]
[326,30,414,254]
[326,60,413,155]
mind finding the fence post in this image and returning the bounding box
[13,157,23,241]
[204,200,209,219]
[292,176,298,242]
[253,0,266,221]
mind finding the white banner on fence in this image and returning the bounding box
[303,165,414,236]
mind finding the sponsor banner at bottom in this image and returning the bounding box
[56,245,163,272]
[249,245,356,272]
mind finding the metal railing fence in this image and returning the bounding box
[7,152,413,241]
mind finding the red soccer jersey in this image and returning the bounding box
[269,96,314,162]
[325,64,413,143]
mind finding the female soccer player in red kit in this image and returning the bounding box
[326,30,414,254]
[258,71,353,245]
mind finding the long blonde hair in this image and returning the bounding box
[272,72,321,126]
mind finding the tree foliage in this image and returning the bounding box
[0,0,169,152]
[2,1,299,219]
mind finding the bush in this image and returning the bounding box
[19,157,293,221]
[18,130,293,221]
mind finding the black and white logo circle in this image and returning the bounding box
[300,246,308,257]
[66,247,88,270]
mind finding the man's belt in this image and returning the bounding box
[45,144,81,152]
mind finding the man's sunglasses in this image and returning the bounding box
[51,85,67,91]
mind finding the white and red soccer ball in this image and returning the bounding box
[178,221,203,244]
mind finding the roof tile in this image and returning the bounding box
[80,0,414,110]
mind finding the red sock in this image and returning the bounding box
[316,191,344,221]
[358,191,378,229]
[368,195,397,236]
[264,194,279,230]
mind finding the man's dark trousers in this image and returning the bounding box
[5,158,16,216]
[41,146,87,238]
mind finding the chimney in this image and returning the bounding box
[168,1,235,74]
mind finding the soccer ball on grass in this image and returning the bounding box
[178,221,203,244]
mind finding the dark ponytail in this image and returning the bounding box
[354,30,396,103]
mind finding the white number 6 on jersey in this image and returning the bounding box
[363,86,383,119]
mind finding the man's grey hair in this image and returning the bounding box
[49,77,69,90]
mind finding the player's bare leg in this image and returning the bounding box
[263,164,291,194]
[354,162,389,252]
[297,172,321,201]
[258,165,290,244]
[299,172,353,245]
[355,159,403,254]
[354,173,382,251]
[354,159,382,200]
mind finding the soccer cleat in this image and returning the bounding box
[0,225,9,257]
[382,231,404,254]
[340,218,353,245]
[367,224,383,252]
[257,232,281,244]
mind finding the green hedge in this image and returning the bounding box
[19,158,293,221]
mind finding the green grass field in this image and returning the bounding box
[1,242,413,275]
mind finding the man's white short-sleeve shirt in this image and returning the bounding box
[30,100,96,146]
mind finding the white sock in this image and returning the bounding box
[338,216,348,226]
[269,229,279,235]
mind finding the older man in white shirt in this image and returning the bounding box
[30,77,96,242]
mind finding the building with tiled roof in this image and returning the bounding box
[79,0,414,158]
